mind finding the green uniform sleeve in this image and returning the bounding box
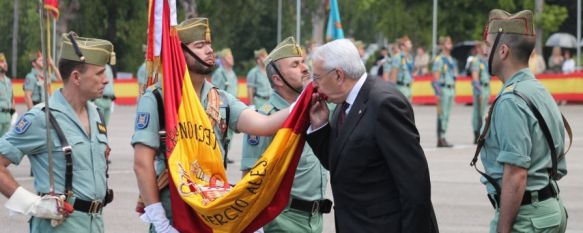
[24,73,36,91]
[246,69,257,88]
[222,91,249,133]
[131,91,161,149]
[0,111,46,165]
[493,97,532,168]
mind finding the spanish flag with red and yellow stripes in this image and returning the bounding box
[149,1,313,232]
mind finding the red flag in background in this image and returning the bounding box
[43,0,59,19]
[150,0,315,232]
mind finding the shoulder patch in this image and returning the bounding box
[247,135,259,145]
[14,117,32,134]
[135,112,150,129]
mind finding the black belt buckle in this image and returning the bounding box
[88,200,103,214]
[310,200,320,215]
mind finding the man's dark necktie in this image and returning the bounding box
[337,101,350,129]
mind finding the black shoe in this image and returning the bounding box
[227,159,234,164]
[437,138,453,148]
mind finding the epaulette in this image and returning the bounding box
[503,83,515,93]
[259,103,275,114]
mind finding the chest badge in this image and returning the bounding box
[97,122,107,135]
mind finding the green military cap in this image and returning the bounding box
[29,51,41,62]
[59,32,116,66]
[218,48,232,59]
[439,36,451,45]
[265,36,303,66]
[254,48,267,58]
[485,9,535,38]
[0,53,5,62]
[176,18,211,44]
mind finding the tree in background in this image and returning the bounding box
[0,0,570,79]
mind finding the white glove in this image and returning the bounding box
[140,202,178,233]
[4,187,64,220]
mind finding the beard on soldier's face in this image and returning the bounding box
[188,58,215,75]
[184,52,216,75]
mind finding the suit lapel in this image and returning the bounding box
[329,77,372,172]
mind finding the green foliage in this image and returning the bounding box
[537,4,568,38]
[0,0,571,78]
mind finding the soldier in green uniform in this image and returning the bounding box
[470,42,491,143]
[432,36,456,147]
[133,18,291,233]
[93,64,116,126]
[248,37,330,233]
[475,9,568,233]
[0,32,115,233]
[24,52,62,110]
[389,36,414,101]
[212,48,238,97]
[246,48,272,107]
[137,45,148,96]
[0,53,15,136]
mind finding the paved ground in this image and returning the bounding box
[1,102,581,233]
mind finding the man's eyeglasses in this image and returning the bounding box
[311,69,336,82]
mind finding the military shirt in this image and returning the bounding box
[432,54,456,85]
[0,89,109,201]
[137,62,147,86]
[0,76,13,123]
[241,92,328,201]
[131,80,248,175]
[24,68,57,103]
[246,66,272,100]
[480,68,566,194]
[103,65,115,97]
[391,52,414,84]
[211,66,238,97]
[470,56,491,84]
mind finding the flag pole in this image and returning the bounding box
[296,0,301,42]
[38,0,56,195]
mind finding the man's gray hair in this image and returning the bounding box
[311,39,366,80]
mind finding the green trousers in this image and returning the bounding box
[0,122,10,137]
[437,87,455,139]
[30,212,104,233]
[472,86,490,133]
[489,197,567,233]
[264,208,323,233]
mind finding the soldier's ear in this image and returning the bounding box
[71,70,81,85]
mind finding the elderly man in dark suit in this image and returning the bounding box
[307,39,438,233]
